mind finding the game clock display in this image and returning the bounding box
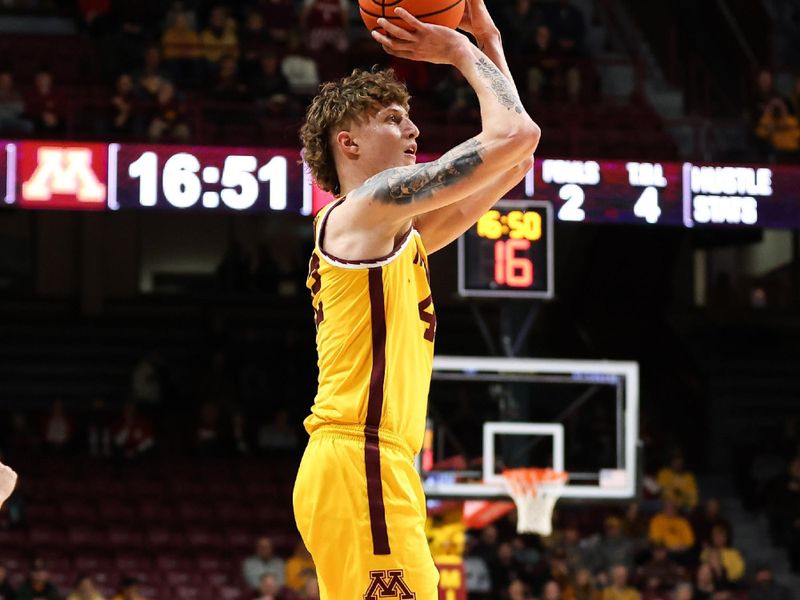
[458,200,554,299]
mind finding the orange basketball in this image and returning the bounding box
[359,0,465,32]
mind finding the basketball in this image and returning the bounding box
[359,0,465,33]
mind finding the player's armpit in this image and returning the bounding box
[0,461,18,509]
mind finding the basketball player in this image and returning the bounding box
[293,1,540,597]
[0,461,17,510]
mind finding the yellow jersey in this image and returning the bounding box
[305,198,436,455]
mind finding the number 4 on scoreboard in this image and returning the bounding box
[633,186,661,224]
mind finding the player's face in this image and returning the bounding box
[355,103,419,170]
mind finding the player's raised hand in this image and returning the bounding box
[371,7,468,65]
[457,0,499,39]
[0,461,18,509]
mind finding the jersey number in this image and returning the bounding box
[418,295,436,342]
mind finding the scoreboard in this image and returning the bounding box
[3,139,800,230]
[523,158,791,229]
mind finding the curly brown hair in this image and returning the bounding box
[300,68,411,195]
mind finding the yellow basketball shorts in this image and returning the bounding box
[293,424,439,599]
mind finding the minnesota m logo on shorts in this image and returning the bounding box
[363,570,416,599]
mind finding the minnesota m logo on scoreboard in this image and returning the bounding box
[364,570,415,600]
[19,143,107,210]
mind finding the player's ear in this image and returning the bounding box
[335,130,360,158]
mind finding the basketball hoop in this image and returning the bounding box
[502,468,569,536]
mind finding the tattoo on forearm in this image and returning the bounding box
[365,138,484,205]
[475,56,523,114]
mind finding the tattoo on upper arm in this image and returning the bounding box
[475,57,523,114]
[364,138,485,205]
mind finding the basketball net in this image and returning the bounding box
[502,468,569,536]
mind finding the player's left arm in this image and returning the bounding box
[0,461,18,510]
[414,2,536,254]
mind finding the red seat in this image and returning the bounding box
[215,504,254,526]
[61,501,99,524]
[184,529,216,549]
[138,501,175,523]
[166,572,193,586]
[74,554,112,572]
[177,502,214,523]
[114,553,151,571]
[99,503,137,524]
[108,528,145,548]
[216,586,244,600]
[146,528,185,549]
[155,554,191,571]
[68,527,108,548]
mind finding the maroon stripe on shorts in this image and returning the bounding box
[365,267,390,555]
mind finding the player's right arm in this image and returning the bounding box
[0,461,18,510]
[349,9,540,229]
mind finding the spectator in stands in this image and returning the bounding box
[254,0,297,46]
[131,350,164,406]
[693,563,730,600]
[0,70,33,135]
[656,452,698,512]
[16,561,59,600]
[465,543,492,599]
[638,544,684,593]
[25,69,63,137]
[699,526,744,584]
[201,5,239,66]
[648,499,695,558]
[549,0,586,56]
[0,566,16,600]
[111,400,155,460]
[240,10,271,77]
[301,0,349,53]
[433,69,480,124]
[691,498,732,548]
[489,542,527,591]
[243,537,286,590]
[134,46,170,101]
[748,565,793,600]
[164,1,197,29]
[280,34,320,98]
[251,52,291,116]
[195,401,223,455]
[111,577,147,600]
[622,502,648,541]
[67,575,105,600]
[671,582,692,600]
[257,410,299,454]
[77,0,111,35]
[255,573,288,600]
[209,55,249,102]
[474,524,500,563]
[147,81,191,142]
[508,579,533,600]
[527,25,562,101]
[755,97,800,162]
[564,568,601,600]
[161,9,203,85]
[751,70,785,126]
[602,565,640,600]
[228,410,250,456]
[549,524,587,573]
[541,580,563,600]
[589,516,635,573]
[42,398,74,453]
[109,73,140,138]
[298,577,319,600]
[501,0,545,55]
[284,541,315,592]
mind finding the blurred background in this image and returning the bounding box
[0,1,798,599]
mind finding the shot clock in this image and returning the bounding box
[458,200,554,299]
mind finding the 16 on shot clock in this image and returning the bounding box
[458,200,554,299]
